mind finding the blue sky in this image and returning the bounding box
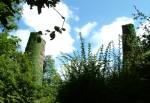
[63,0,150,25]
[14,0,150,68]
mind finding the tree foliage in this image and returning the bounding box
[43,56,62,102]
[25,0,60,14]
[133,6,150,80]
[56,33,149,103]
[0,32,36,102]
[43,56,61,85]
[0,0,60,31]
[133,6,150,52]
[0,33,61,103]
[0,0,22,31]
[0,0,62,102]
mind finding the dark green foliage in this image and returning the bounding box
[0,0,22,31]
[142,34,150,52]
[133,6,150,81]
[25,0,60,14]
[122,24,141,71]
[37,36,41,43]
[0,0,61,31]
[133,6,150,52]
[50,31,55,40]
[56,34,149,103]
[0,0,64,41]
[54,26,62,34]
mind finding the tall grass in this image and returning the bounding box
[56,33,148,103]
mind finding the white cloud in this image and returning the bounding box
[136,20,150,37]
[42,25,74,57]
[13,29,30,51]
[16,2,75,57]
[75,21,97,38]
[22,2,72,31]
[91,17,134,53]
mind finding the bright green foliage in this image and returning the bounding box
[0,32,62,103]
[43,56,55,83]
[0,0,62,102]
[43,56,61,84]
[0,33,49,103]
[43,56,62,103]
[0,32,21,55]
[0,32,36,102]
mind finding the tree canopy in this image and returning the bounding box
[0,0,60,31]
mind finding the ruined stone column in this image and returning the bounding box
[122,24,138,70]
[25,32,46,84]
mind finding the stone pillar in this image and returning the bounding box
[122,24,137,70]
[25,32,46,84]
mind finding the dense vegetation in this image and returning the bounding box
[0,1,150,103]
[0,32,61,103]
[56,32,150,103]
[0,1,61,102]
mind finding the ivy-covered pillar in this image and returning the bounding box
[122,24,138,71]
[25,32,46,84]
